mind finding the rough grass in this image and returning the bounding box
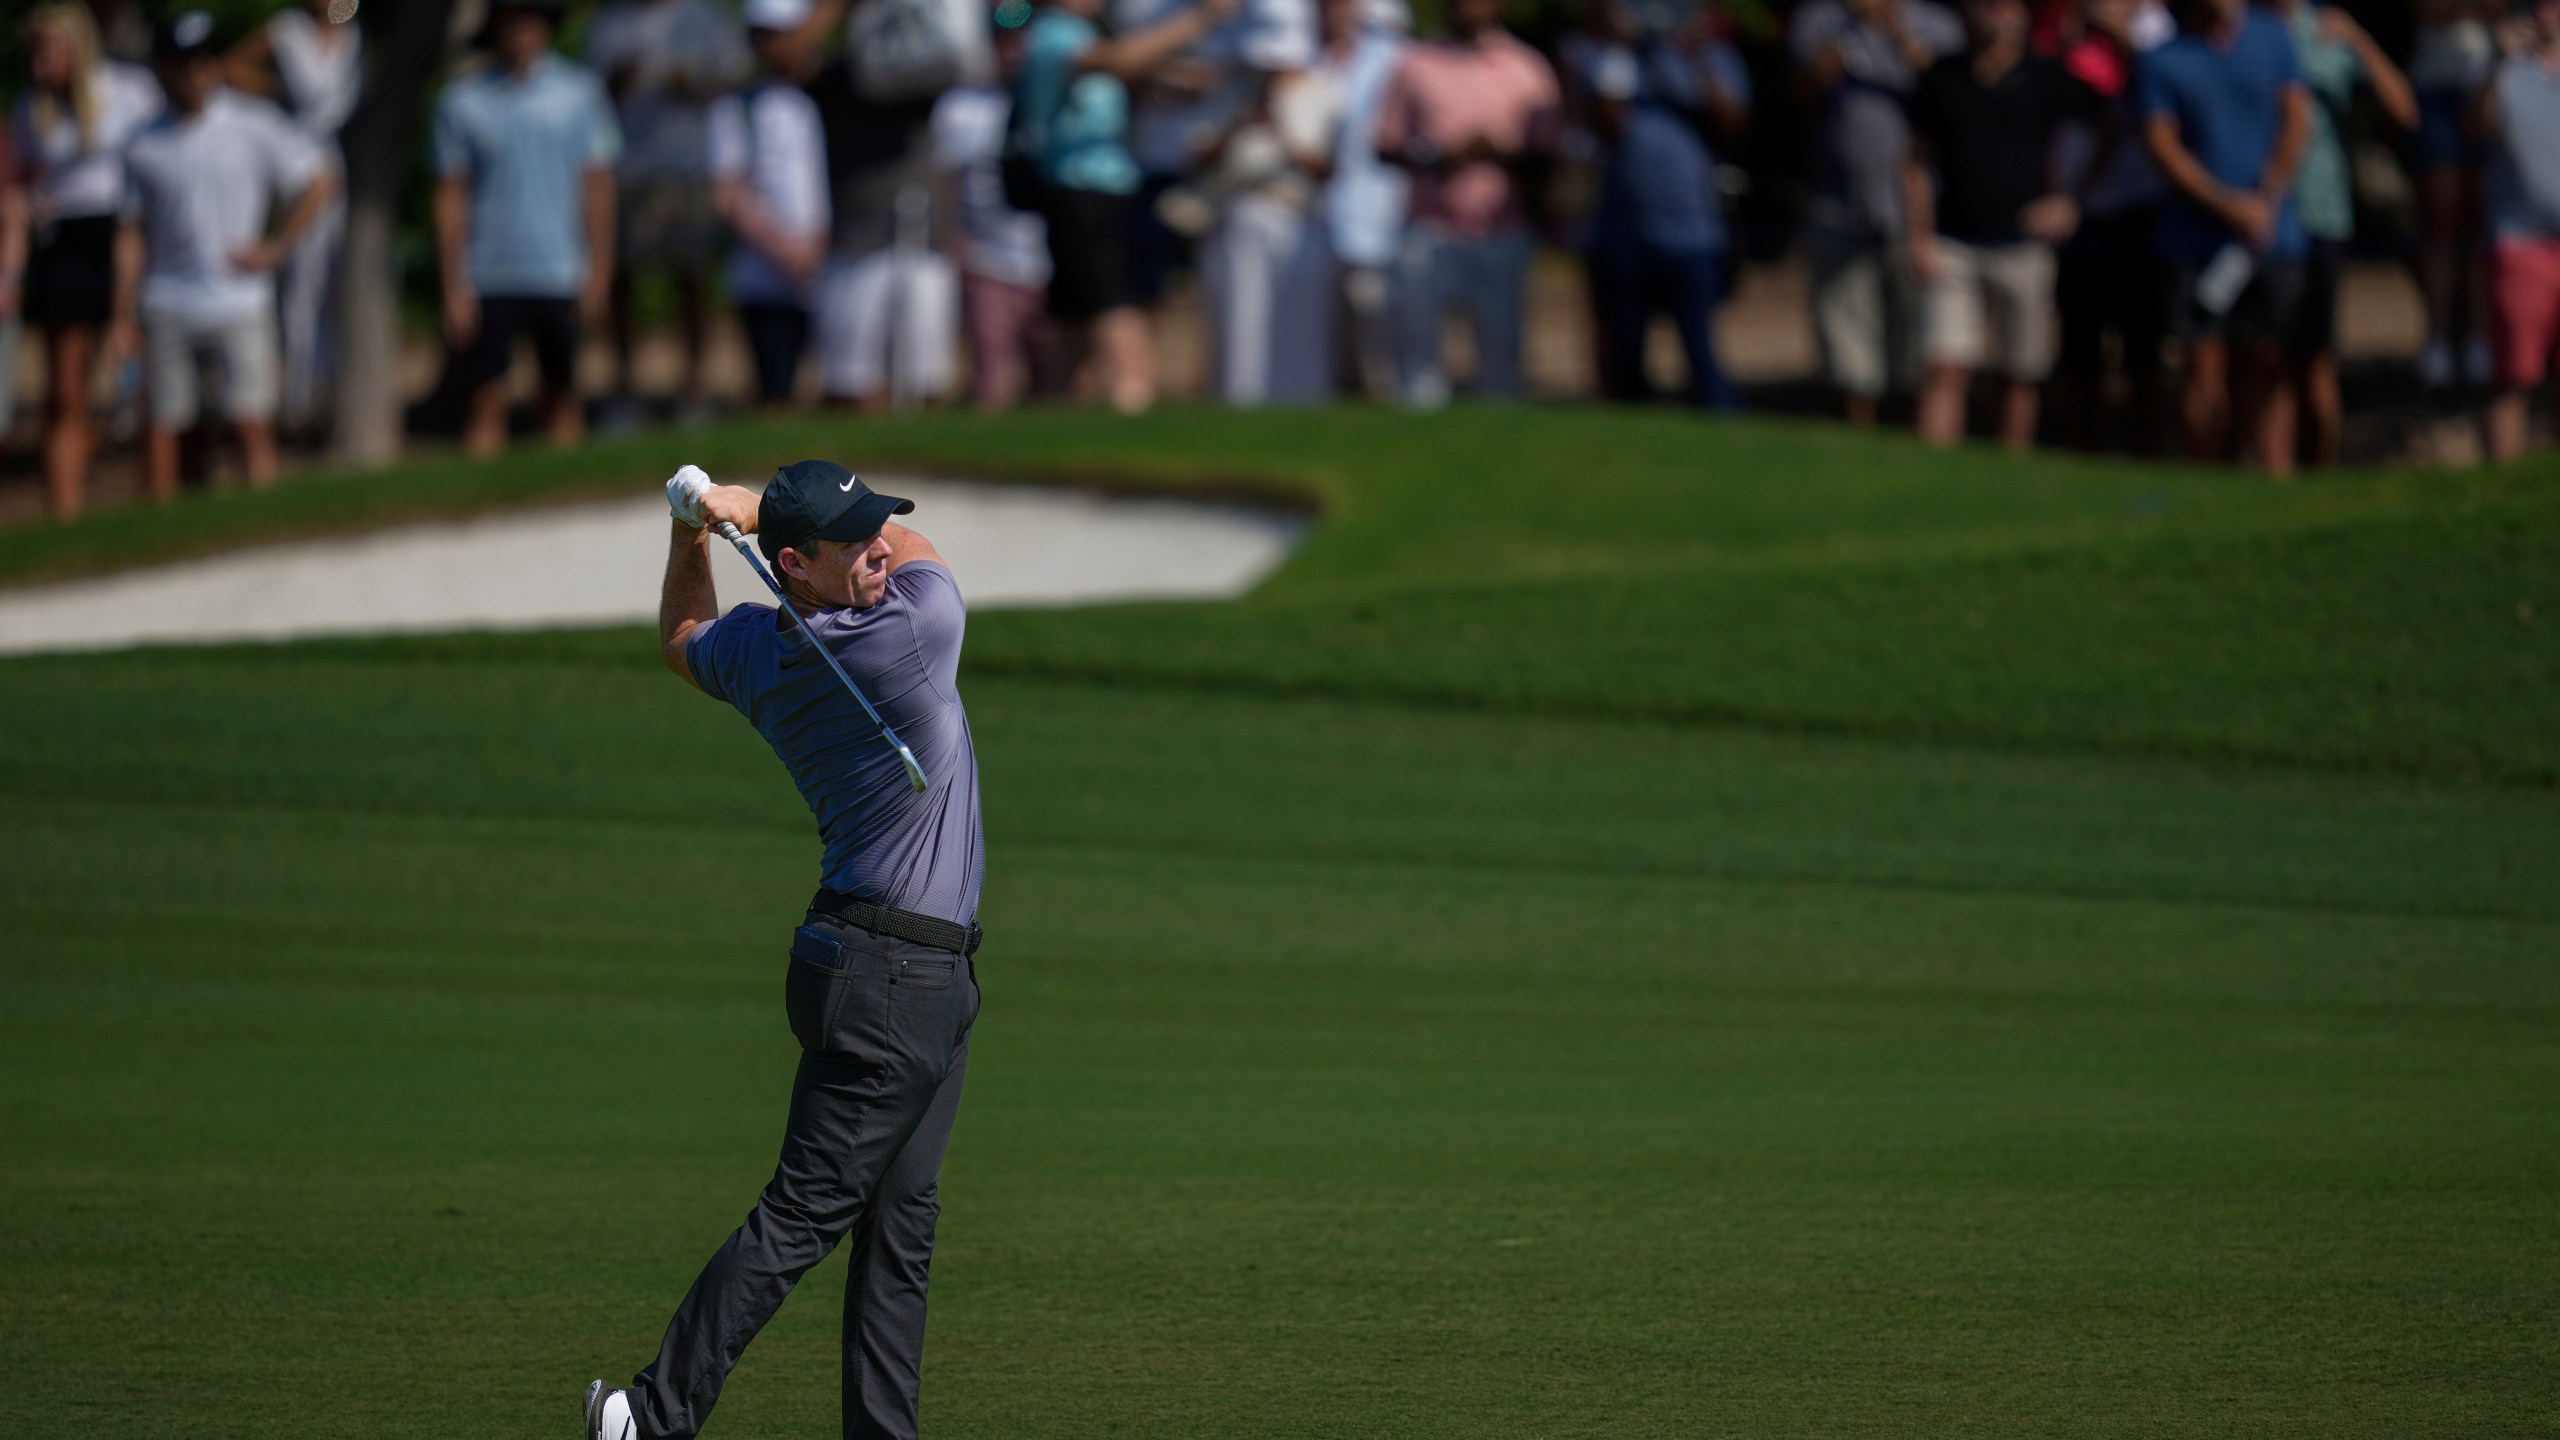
[2,407,2556,1437]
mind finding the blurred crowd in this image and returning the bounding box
[5,0,2560,518]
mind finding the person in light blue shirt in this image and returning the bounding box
[1012,0,1235,411]
[431,0,620,456]
[2135,0,2310,475]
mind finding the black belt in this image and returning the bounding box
[811,889,983,956]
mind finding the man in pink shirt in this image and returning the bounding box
[1375,0,1560,406]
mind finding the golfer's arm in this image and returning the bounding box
[661,523,719,688]
[881,522,943,575]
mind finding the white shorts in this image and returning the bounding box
[818,249,959,402]
[145,312,280,429]
[1922,238,2058,381]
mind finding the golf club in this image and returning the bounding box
[668,466,930,794]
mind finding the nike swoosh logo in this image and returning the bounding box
[839,476,857,492]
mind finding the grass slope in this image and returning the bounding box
[5,406,2552,781]
[3,409,2557,1435]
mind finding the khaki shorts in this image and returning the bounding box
[1807,227,1916,401]
[818,249,958,401]
[145,312,279,429]
[1922,238,2058,381]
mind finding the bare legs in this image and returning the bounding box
[2484,384,2547,461]
[610,268,709,408]
[142,420,277,499]
[2416,167,2482,383]
[1917,365,1965,446]
[2297,346,2341,470]
[42,324,97,520]
[1918,366,2042,454]
[462,381,582,457]
[1068,305,1155,415]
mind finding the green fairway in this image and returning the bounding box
[3,408,2556,1436]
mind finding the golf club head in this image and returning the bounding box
[893,741,930,794]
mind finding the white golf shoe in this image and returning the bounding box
[585,1379,637,1440]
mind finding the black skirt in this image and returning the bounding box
[1042,187,1138,324]
[24,213,121,329]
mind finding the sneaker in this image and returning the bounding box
[585,1380,637,1440]
[2417,337,2453,392]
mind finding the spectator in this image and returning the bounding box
[0,116,24,448]
[1310,0,1406,399]
[2273,0,2412,469]
[432,0,621,457]
[1578,0,1751,412]
[2409,0,2498,391]
[1790,0,1964,427]
[1904,0,2088,451]
[226,0,363,431]
[1194,48,1343,406]
[934,10,1060,410]
[13,3,162,520]
[2050,0,2172,453]
[586,0,749,424]
[1111,0,1225,313]
[708,0,831,408]
[1375,0,1562,409]
[2476,0,2560,461]
[2135,0,2312,476]
[112,11,335,500]
[1015,0,1238,413]
[806,31,961,410]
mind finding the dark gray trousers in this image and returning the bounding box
[633,917,979,1440]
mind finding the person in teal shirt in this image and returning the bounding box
[1013,0,1234,411]
[2273,0,2412,468]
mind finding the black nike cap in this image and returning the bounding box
[756,460,914,568]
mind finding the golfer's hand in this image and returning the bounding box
[700,485,761,534]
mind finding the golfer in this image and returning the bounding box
[588,459,983,1440]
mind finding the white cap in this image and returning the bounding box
[743,0,812,30]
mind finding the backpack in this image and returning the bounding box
[847,0,965,104]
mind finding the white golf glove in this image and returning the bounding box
[667,465,714,528]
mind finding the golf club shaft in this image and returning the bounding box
[714,521,930,794]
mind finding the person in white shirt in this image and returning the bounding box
[1313,0,1406,399]
[707,0,832,407]
[226,0,363,429]
[112,11,335,501]
[1194,39,1344,406]
[13,3,163,520]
